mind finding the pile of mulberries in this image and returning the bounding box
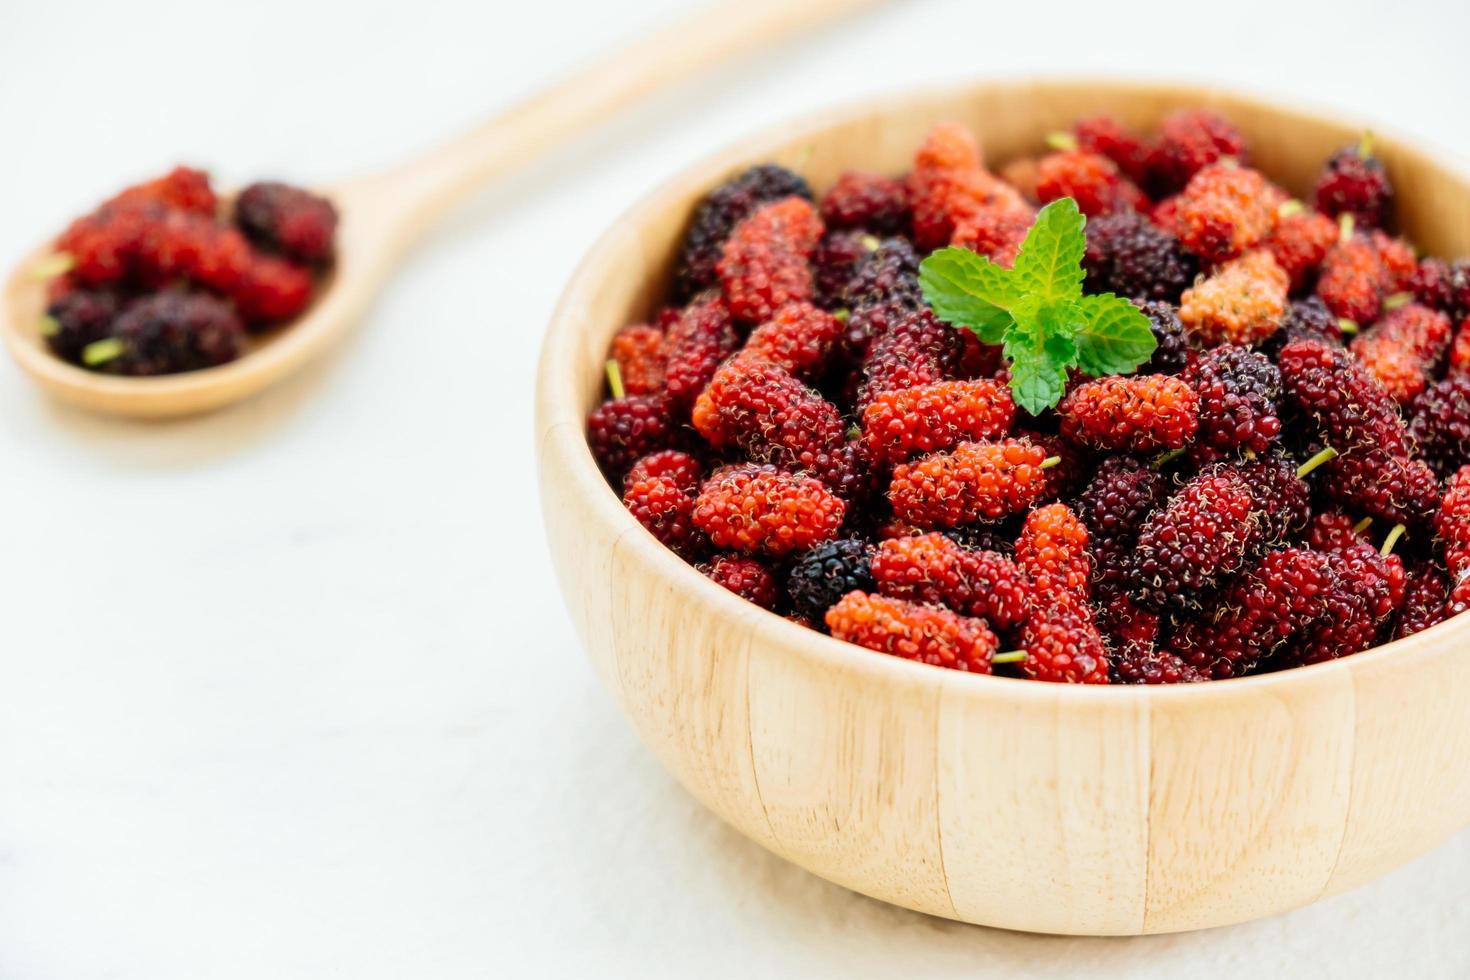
[39,167,335,376]
[587,113,1470,685]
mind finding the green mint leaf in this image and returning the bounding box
[1011,198,1086,306]
[1073,293,1158,376]
[918,247,1017,344]
[1002,298,1080,414]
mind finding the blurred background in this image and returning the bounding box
[1,0,1467,976]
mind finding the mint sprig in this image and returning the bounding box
[918,198,1157,414]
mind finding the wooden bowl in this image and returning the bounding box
[535,80,1470,935]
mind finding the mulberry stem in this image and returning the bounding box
[1044,131,1078,152]
[1381,522,1407,556]
[992,650,1027,665]
[605,359,625,399]
[1152,447,1186,470]
[82,337,125,367]
[30,252,74,281]
[1297,446,1339,478]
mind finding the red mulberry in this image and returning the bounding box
[888,438,1050,528]
[692,358,847,484]
[1147,109,1247,194]
[1290,542,1404,665]
[663,293,738,405]
[1019,592,1109,684]
[1016,503,1091,599]
[1167,548,1334,677]
[1035,150,1147,217]
[855,308,966,411]
[717,196,824,323]
[861,379,1015,465]
[1129,471,1257,612]
[699,555,779,610]
[871,532,1032,629]
[739,301,843,378]
[1263,205,1338,289]
[1317,231,1385,325]
[820,171,910,234]
[1174,164,1279,263]
[587,395,676,474]
[1349,303,1452,404]
[623,449,703,495]
[1394,564,1450,640]
[693,465,845,557]
[1314,141,1394,229]
[1073,115,1152,185]
[826,591,997,673]
[1079,456,1170,592]
[1058,375,1199,452]
[608,323,667,396]
[624,475,703,557]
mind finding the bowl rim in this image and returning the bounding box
[537,75,1470,702]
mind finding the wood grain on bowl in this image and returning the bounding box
[536,80,1470,935]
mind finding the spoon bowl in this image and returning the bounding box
[1,174,406,418]
[0,0,877,419]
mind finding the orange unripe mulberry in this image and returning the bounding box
[1179,249,1289,346]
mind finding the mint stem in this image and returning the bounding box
[1297,446,1339,478]
[605,359,625,399]
[1381,523,1407,557]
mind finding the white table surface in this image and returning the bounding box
[2,0,1468,976]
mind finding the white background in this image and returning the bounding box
[2,0,1468,976]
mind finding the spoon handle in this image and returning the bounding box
[350,0,881,238]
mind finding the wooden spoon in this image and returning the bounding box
[0,0,878,419]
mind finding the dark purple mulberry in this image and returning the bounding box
[1137,301,1191,375]
[233,181,339,265]
[786,538,875,625]
[1081,210,1198,303]
[42,287,120,364]
[87,291,245,376]
[1408,377,1470,478]
[1183,345,1282,462]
